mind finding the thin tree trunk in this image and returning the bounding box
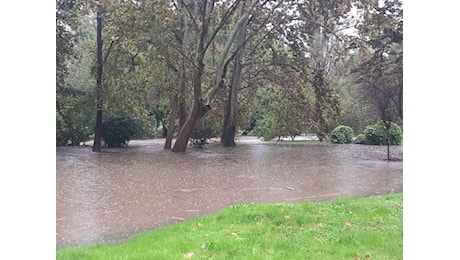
[164,94,178,150]
[93,13,103,152]
[387,143,390,160]
[178,6,190,128]
[384,120,391,160]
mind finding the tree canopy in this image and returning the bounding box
[56,0,403,151]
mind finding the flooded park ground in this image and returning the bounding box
[56,136,403,248]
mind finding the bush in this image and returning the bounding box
[330,125,354,144]
[363,121,402,145]
[56,115,94,146]
[102,116,141,147]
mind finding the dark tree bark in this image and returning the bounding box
[221,7,248,147]
[93,12,103,152]
[383,120,391,160]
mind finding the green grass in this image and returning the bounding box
[57,193,402,260]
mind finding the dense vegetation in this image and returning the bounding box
[364,120,403,145]
[101,115,141,147]
[330,125,355,144]
[56,0,403,151]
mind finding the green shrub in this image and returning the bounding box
[102,116,141,147]
[330,125,354,144]
[363,121,402,145]
[252,115,277,141]
[56,108,94,146]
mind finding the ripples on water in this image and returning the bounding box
[56,138,403,247]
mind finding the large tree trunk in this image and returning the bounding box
[171,99,210,152]
[221,9,248,147]
[93,13,103,152]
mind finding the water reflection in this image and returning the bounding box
[56,138,402,248]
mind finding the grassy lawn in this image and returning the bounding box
[57,193,402,259]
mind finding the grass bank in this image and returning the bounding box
[57,193,402,259]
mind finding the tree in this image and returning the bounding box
[171,0,262,152]
[220,2,249,147]
[84,0,174,150]
[288,0,354,139]
[164,0,192,149]
[352,0,403,159]
[56,0,402,153]
[56,0,94,146]
[252,82,313,141]
[92,9,104,152]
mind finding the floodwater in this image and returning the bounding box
[56,137,403,248]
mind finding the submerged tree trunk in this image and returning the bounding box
[384,120,391,160]
[221,9,248,147]
[171,99,211,152]
[163,94,178,150]
[93,13,103,152]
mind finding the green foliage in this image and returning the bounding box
[56,114,93,146]
[363,121,402,145]
[56,87,94,146]
[101,116,141,147]
[251,84,312,141]
[190,118,218,148]
[54,0,403,151]
[251,114,280,141]
[330,125,354,144]
[353,0,403,124]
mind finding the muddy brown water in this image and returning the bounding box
[56,137,403,248]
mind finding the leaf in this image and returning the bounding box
[195,223,203,228]
[183,252,194,259]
